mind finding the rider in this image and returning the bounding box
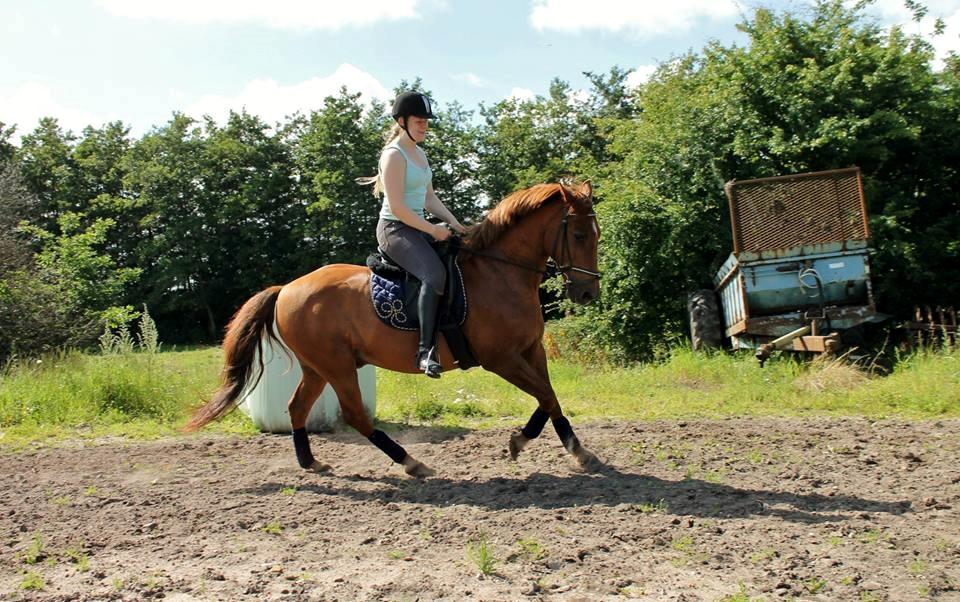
[361,91,467,378]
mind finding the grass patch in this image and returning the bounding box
[19,571,45,591]
[516,537,546,561]
[20,534,45,565]
[467,532,497,575]
[636,499,668,514]
[377,346,960,427]
[1,343,956,446]
[262,521,283,535]
[63,547,90,572]
[0,347,255,447]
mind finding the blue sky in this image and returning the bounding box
[2,0,958,141]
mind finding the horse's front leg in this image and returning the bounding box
[493,344,602,472]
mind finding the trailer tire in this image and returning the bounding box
[688,289,723,351]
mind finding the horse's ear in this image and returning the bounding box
[558,182,573,206]
[579,180,593,202]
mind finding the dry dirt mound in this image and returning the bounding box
[1,418,958,601]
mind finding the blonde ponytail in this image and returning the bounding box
[356,123,405,197]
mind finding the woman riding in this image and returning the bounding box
[361,91,467,378]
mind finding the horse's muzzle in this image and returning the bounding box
[567,280,601,305]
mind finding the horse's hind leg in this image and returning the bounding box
[288,366,332,472]
[325,363,435,479]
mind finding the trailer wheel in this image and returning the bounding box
[688,289,723,351]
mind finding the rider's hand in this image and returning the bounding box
[432,224,452,241]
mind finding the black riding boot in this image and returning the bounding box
[416,285,442,378]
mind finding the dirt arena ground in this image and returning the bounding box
[2,418,958,601]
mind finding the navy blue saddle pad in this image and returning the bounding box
[369,259,467,331]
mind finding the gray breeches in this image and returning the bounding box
[376,218,446,295]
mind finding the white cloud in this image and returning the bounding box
[529,0,738,35]
[185,63,391,124]
[0,82,106,142]
[858,0,960,66]
[94,0,423,31]
[932,9,960,62]
[453,73,490,88]
[4,12,27,35]
[864,0,960,21]
[509,87,536,101]
[626,64,657,87]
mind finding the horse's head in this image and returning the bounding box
[555,181,601,305]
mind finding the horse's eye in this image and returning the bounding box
[574,232,587,242]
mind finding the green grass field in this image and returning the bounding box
[0,344,957,448]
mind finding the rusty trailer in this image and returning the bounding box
[691,167,888,364]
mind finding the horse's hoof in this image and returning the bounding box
[575,448,603,473]
[309,460,332,473]
[509,432,529,460]
[402,457,436,479]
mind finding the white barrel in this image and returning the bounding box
[238,333,376,433]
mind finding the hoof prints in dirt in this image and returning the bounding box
[1,418,958,600]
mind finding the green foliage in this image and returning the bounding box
[0,344,955,447]
[516,538,546,561]
[15,117,79,233]
[292,88,384,267]
[0,209,139,362]
[262,521,283,535]
[123,111,302,341]
[1,6,957,357]
[422,100,485,222]
[0,121,16,162]
[377,344,960,425]
[19,570,45,591]
[467,532,497,575]
[593,0,959,359]
[20,534,45,564]
[0,348,230,437]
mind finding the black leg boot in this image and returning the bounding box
[416,285,442,378]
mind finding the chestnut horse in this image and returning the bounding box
[186,181,602,477]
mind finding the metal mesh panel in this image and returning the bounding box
[726,168,868,253]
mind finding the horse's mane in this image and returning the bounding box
[466,182,590,252]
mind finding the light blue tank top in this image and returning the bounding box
[379,141,432,221]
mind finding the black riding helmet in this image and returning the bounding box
[392,91,435,141]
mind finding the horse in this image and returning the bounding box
[185,180,602,478]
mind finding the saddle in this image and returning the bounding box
[366,236,478,370]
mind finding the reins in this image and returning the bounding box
[458,205,602,285]
[458,246,548,275]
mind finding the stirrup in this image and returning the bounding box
[418,350,442,379]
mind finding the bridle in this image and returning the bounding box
[460,204,602,290]
[549,205,602,290]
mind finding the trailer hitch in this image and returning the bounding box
[755,320,841,367]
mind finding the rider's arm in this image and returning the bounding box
[381,149,448,240]
[425,183,466,234]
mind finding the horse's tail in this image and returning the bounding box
[184,286,283,432]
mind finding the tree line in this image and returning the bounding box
[1,1,958,362]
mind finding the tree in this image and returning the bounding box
[589,0,959,358]
[123,111,302,341]
[421,100,485,223]
[290,89,384,268]
[0,122,15,163]
[1,211,140,361]
[15,117,80,234]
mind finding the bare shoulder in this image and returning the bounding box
[380,147,405,171]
